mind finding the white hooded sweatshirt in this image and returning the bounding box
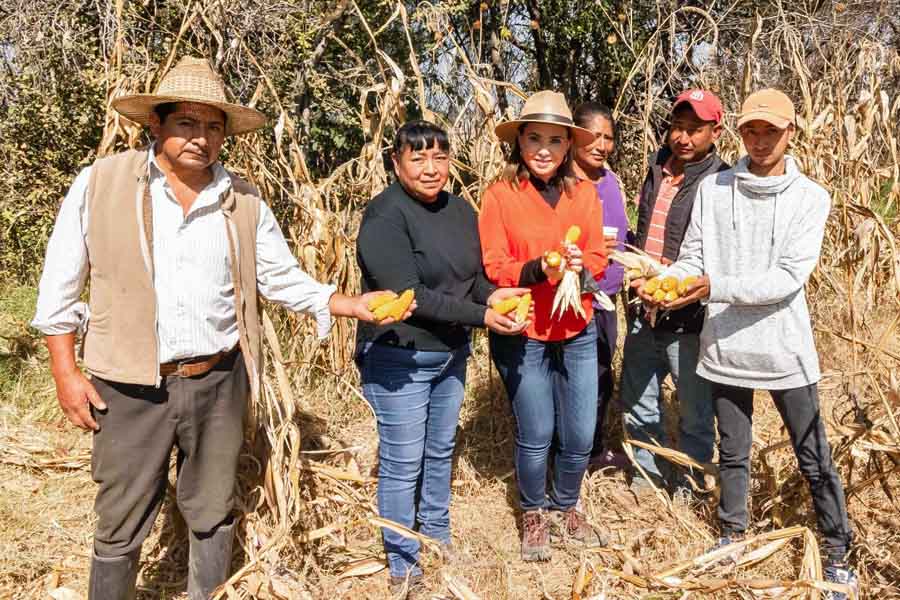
[665,155,831,390]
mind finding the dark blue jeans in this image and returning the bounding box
[490,322,598,511]
[620,315,714,484]
[357,343,469,578]
[592,305,618,456]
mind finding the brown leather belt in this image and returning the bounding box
[160,345,240,378]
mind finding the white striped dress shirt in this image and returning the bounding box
[32,148,336,363]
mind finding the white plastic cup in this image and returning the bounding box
[603,226,619,238]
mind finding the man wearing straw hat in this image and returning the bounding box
[646,88,858,599]
[31,57,404,600]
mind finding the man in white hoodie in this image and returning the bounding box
[644,89,857,599]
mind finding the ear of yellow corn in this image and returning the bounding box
[515,293,532,323]
[661,276,678,292]
[367,291,398,311]
[564,225,581,243]
[491,296,520,315]
[373,300,397,321]
[372,289,415,321]
[387,289,415,320]
[544,251,562,268]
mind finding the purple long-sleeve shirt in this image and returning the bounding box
[594,169,627,297]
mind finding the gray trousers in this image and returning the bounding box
[713,381,853,561]
[90,352,248,557]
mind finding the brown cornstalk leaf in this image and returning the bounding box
[443,572,481,600]
[337,557,387,579]
[572,558,594,600]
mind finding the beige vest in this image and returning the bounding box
[83,149,263,399]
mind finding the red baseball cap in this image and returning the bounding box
[672,89,724,124]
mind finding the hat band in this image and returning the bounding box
[517,112,575,127]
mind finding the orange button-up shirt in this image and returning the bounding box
[478,177,607,342]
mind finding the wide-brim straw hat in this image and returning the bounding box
[112,57,267,136]
[495,90,595,147]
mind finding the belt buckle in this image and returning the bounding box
[174,359,191,378]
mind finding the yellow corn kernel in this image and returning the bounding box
[564,225,582,243]
[664,290,679,302]
[652,289,666,303]
[644,277,661,295]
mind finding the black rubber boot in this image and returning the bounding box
[88,548,139,600]
[187,518,235,600]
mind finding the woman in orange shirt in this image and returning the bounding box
[479,91,609,561]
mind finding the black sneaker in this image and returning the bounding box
[823,561,859,600]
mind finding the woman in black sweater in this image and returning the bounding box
[356,121,526,596]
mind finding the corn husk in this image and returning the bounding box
[609,246,665,279]
[551,269,586,319]
[593,291,615,311]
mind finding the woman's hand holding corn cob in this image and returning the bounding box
[541,243,583,283]
[562,243,583,273]
[485,287,532,335]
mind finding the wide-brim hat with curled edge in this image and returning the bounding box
[495,90,596,147]
[111,57,267,136]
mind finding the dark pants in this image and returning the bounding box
[592,306,618,456]
[713,381,853,560]
[490,322,598,511]
[90,352,248,557]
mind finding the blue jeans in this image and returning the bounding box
[490,322,598,511]
[619,315,714,484]
[357,343,468,578]
[592,305,618,456]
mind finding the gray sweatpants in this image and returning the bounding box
[713,381,853,561]
[90,352,248,557]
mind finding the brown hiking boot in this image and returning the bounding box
[549,507,609,548]
[388,572,425,599]
[521,510,551,562]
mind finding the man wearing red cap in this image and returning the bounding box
[621,89,729,494]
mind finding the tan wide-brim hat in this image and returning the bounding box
[495,90,596,147]
[112,57,267,136]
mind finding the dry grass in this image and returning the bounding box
[1,1,899,599]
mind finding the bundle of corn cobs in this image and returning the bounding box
[546,225,586,320]
[643,275,699,304]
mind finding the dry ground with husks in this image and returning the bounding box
[1,285,898,600]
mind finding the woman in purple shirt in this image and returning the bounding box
[572,102,629,469]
